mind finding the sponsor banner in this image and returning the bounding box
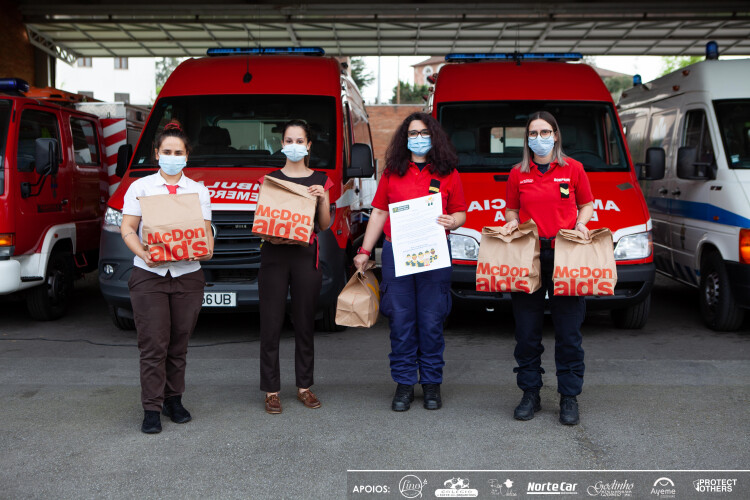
[346,471,748,499]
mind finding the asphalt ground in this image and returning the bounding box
[0,273,748,499]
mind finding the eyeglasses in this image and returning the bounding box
[407,129,431,138]
[528,129,554,139]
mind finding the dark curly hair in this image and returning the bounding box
[155,121,191,153]
[385,112,457,176]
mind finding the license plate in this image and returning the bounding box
[202,292,236,307]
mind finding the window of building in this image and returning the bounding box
[16,110,61,172]
[77,57,92,67]
[114,57,129,70]
[70,118,100,166]
[114,92,130,104]
[78,91,94,99]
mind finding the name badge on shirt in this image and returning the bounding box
[429,179,441,194]
[559,183,570,199]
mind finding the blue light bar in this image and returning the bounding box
[0,78,30,93]
[445,52,582,62]
[207,47,325,57]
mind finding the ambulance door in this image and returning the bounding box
[670,105,717,284]
[13,106,71,253]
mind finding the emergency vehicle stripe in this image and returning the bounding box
[101,118,127,196]
[648,198,750,228]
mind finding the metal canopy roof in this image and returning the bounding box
[17,1,750,64]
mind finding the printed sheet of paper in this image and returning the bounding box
[389,193,450,277]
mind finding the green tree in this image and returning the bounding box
[350,57,374,91]
[660,56,703,76]
[603,75,632,102]
[390,81,430,104]
[155,57,183,95]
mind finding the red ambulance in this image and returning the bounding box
[99,47,375,331]
[428,53,655,328]
[0,78,109,319]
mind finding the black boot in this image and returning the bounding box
[559,395,579,425]
[162,395,192,424]
[513,390,541,421]
[391,383,414,412]
[422,384,442,410]
[141,410,162,434]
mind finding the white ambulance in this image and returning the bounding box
[618,44,750,330]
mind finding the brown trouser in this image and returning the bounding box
[128,267,205,411]
[258,242,322,393]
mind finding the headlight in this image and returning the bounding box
[103,207,123,232]
[614,231,652,260]
[448,233,480,260]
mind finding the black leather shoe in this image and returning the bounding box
[141,410,162,434]
[559,395,579,425]
[514,390,541,421]
[392,383,414,412]
[162,395,192,424]
[422,384,442,410]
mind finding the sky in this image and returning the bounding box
[358,55,670,104]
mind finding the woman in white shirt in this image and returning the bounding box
[120,122,213,434]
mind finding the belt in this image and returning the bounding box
[540,237,555,250]
[385,236,391,242]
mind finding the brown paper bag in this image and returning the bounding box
[138,193,210,262]
[335,261,380,327]
[553,228,618,296]
[251,175,317,246]
[476,220,541,294]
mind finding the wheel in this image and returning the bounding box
[699,252,745,331]
[26,250,75,321]
[109,305,136,331]
[610,293,651,329]
[316,300,346,333]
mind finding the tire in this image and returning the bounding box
[109,305,136,331]
[316,301,346,333]
[699,252,745,331]
[26,250,74,321]
[610,293,651,329]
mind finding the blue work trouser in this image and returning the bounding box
[380,239,453,385]
[510,247,586,396]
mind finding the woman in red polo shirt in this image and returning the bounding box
[354,112,466,412]
[503,111,594,426]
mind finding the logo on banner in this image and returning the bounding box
[527,482,579,495]
[488,479,518,497]
[693,478,736,493]
[435,477,479,497]
[586,480,634,497]
[399,475,426,499]
[650,478,676,499]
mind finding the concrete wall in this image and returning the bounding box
[366,104,423,172]
[0,0,35,84]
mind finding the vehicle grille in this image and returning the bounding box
[209,211,261,265]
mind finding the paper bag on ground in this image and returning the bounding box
[476,220,541,294]
[335,261,380,327]
[553,228,618,296]
[251,175,317,245]
[139,193,209,262]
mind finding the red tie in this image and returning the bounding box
[166,185,178,194]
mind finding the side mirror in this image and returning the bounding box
[676,146,713,180]
[115,144,133,178]
[34,138,59,176]
[347,143,375,179]
[637,147,666,180]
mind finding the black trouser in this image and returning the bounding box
[258,242,322,393]
[510,247,586,396]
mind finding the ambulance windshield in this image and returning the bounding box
[438,101,628,172]
[714,99,750,169]
[132,95,336,169]
[0,100,10,196]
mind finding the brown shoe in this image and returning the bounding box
[265,393,282,414]
[297,389,321,409]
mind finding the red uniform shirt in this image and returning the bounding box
[505,158,593,239]
[371,163,467,238]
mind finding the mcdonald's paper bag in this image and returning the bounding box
[138,193,210,262]
[251,175,317,245]
[553,228,618,296]
[335,261,380,327]
[476,220,541,294]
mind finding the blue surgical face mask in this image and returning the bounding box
[527,135,555,158]
[408,136,432,157]
[281,144,309,162]
[158,154,187,176]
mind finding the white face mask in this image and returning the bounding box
[158,155,187,175]
[281,144,309,162]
